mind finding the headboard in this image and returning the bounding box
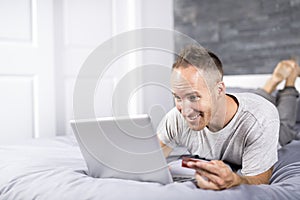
[224,74,300,91]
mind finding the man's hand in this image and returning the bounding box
[187,160,237,190]
[186,160,273,190]
[159,140,173,157]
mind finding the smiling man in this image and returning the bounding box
[157,45,280,190]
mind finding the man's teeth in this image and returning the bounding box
[190,113,200,120]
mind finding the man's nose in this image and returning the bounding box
[180,101,193,117]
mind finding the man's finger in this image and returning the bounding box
[193,161,221,176]
[195,173,220,190]
[197,170,226,187]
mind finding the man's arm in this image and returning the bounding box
[187,160,273,190]
[236,167,273,185]
[159,140,173,158]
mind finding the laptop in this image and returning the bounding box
[70,115,195,185]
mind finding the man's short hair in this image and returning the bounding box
[172,45,223,87]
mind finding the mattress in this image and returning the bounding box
[0,135,299,200]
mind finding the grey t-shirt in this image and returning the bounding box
[157,93,280,176]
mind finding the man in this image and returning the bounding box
[157,45,279,190]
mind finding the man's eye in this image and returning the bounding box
[174,96,182,101]
[188,96,200,102]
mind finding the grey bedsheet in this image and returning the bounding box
[0,136,299,200]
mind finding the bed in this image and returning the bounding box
[1,87,300,200]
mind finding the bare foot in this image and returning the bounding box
[272,60,295,83]
[285,60,299,87]
[263,60,296,93]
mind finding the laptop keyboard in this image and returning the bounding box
[172,176,196,183]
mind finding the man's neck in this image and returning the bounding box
[223,94,238,127]
[207,94,238,132]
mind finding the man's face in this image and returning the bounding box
[171,66,216,131]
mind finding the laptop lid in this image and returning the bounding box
[70,115,173,185]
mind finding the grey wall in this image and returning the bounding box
[174,0,300,75]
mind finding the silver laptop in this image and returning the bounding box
[70,115,175,184]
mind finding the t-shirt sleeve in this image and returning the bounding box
[241,120,280,176]
[157,108,183,149]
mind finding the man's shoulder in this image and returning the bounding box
[232,92,279,123]
[234,92,277,111]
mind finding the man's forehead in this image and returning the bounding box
[171,78,208,96]
[171,67,206,85]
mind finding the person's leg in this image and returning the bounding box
[276,60,300,145]
[258,60,300,146]
[262,61,294,94]
[276,87,299,146]
[255,59,295,105]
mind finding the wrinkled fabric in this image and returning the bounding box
[0,136,299,200]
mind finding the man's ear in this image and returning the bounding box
[217,81,225,95]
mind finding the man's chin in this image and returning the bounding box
[187,122,205,131]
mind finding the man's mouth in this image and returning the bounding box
[187,113,201,121]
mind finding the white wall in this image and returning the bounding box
[54,0,115,135]
[140,0,175,128]
[53,0,175,135]
[0,0,174,143]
